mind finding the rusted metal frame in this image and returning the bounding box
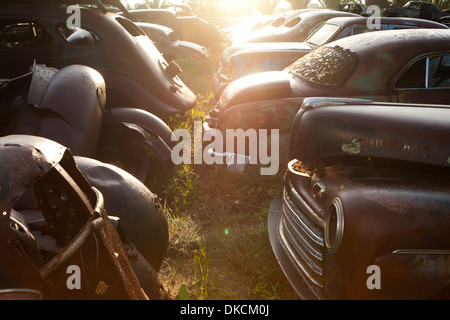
[39,187,104,280]
[33,160,95,247]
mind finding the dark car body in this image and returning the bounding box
[0,63,174,183]
[0,134,168,299]
[338,3,368,16]
[229,10,359,45]
[268,97,450,299]
[123,7,223,50]
[224,9,317,45]
[212,17,447,97]
[0,3,197,117]
[205,29,450,170]
[136,22,209,60]
[384,1,450,20]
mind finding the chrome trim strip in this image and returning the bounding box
[286,178,324,228]
[393,249,450,255]
[282,207,323,264]
[279,217,324,288]
[283,189,324,247]
[282,217,322,275]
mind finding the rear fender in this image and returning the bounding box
[30,64,106,157]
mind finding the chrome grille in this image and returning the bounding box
[280,180,325,292]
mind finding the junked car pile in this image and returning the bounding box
[0,0,449,301]
[207,7,450,300]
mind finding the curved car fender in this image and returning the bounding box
[104,107,175,148]
[74,156,169,271]
[34,65,106,157]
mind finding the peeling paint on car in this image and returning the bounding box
[342,138,361,155]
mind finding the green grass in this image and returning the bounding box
[154,52,299,300]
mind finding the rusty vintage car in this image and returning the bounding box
[0,134,169,299]
[120,4,224,50]
[223,10,317,45]
[212,16,447,97]
[268,97,450,299]
[384,1,450,20]
[0,1,197,117]
[204,29,450,170]
[0,62,174,184]
[136,22,209,61]
[228,9,359,45]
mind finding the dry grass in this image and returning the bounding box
[148,52,299,300]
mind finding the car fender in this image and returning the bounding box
[74,156,169,272]
[322,177,450,299]
[30,64,106,157]
[103,107,175,148]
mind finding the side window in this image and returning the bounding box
[284,17,301,28]
[352,25,383,35]
[390,24,416,30]
[339,25,384,39]
[0,21,52,48]
[395,54,450,89]
[350,5,363,14]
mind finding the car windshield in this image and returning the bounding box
[287,45,357,86]
[306,23,340,46]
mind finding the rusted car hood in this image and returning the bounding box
[289,99,450,168]
[217,71,293,113]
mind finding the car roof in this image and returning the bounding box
[325,28,450,57]
[323,29,450,89]
[323,16,449,28]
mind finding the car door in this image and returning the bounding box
[0,19,62,78]
[395,53,450,104]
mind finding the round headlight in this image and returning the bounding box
[325,197,344,254]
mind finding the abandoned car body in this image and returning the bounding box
[122,6,223,50]
[224,9,317,44]
[229,10,359,44]
[384,1,450,20]
[212,17,447,97]
[268,98,450,299]
[0,63,174,183]
[0,3,197,117]
[205,29,450,168]
[136,22,209,61]
[0,135,169,299]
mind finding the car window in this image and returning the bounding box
[0,21,52,48]
[338,25,384,39]
[390,25,417,29]
[271,17,285,27]
[352,25,382,35]
[288,45,357,86]
[306,23,340,46]
[350,5,363,14]
[395,54,450,89]
[284,17,301,28]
